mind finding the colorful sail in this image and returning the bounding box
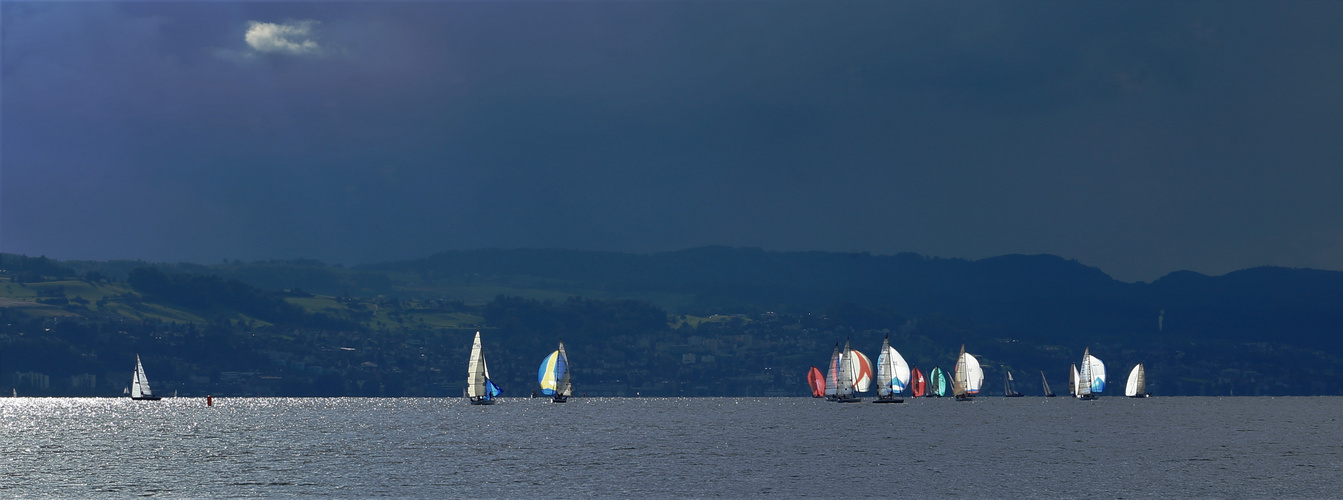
[849,348,874,393]
[930,367,948,397]
[909,367,927,397]
[807,367,825,397]
[537,341,571,397]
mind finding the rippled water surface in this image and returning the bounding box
[3,396,1341,497]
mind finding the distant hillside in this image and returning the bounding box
[4,248,1340,397]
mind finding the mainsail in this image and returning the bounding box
[1041,370,1056,397]
[1069,364,1080,396]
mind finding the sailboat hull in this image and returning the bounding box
[131,396,162,401]
[872,396,904,404]
[468,398,497,405]
[552,395,568,403]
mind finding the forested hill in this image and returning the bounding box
[2,249,1340,397]
[364,247,1341,349]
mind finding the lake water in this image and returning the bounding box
[3,396,1340,498]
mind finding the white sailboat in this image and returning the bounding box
[1125,363,1149,398]
[1003,369,1024,397]
[130,354,161,401]
[953,344,983,401]
[873,336,909,403]
[1076,347,1106,400]
[538,340,573,403]
[834,340,871,403]
[466,331,502,405]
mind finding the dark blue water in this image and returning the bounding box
[3,396,1340,497]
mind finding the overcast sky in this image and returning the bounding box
[4,1,1342,282]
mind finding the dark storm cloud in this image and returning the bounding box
[4,1,1342,281]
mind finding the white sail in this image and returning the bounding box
[824,344,840,397]
[848,349,873,393]
[467,332,487,399]
[876,339,893,397]
[131,355,154,399]
[1077,347,1106,397]
[1086,351,1106,393]
[958,350,983,394]
[837,341,856,397]
[875,338,911,397]
[1125,363,1146,397]
[953,344,983,398]
[1070,364,1080,396]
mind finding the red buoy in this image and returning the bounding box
[207,395,213,406]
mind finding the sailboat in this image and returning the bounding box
[873,336,910,403]
[834,340,872,403]
[909,366,927,398]
[952,345,983,401]
[466,331,503,405]
[130,354,161,401]
[929,366,949,397]
[538,340,572,403]
[1125,363,1149,398]
[1041,370,1056,397]
[807,366,825,398]
[1075,347,1106,400]
[1003,369,1024,397]
[823,343,841,401]
[1069,364,1079,396]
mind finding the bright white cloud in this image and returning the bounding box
[245,20,321,55]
